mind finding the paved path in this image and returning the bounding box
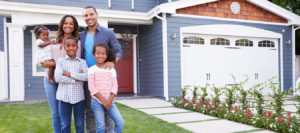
[116,98,275,133]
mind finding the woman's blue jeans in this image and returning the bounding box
[91,98,124,133]
[44,78,61,133]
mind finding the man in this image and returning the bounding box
[80,6,122,133]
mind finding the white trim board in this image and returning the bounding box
[0,1,152,25]
[115,34,138,94]
[180,24,284,91]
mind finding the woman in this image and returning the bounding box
[41,15,81,133]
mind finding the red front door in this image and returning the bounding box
[115,39,133,93]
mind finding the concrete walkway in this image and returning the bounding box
[116,98,275,133]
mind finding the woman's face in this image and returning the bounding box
[63,17,75,34]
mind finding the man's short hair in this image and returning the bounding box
[84,6,98,14]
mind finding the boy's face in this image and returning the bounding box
[64,39,78,58]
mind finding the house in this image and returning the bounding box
[0,0,300,102]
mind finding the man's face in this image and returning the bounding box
[83,8,98,28]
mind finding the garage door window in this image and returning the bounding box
[210,38,230,45]
[236,39,253,47]
[258,40,275,47]
[183,36,204,45]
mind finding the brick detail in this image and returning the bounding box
[176,0,288,23]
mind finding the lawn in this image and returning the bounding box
[0,102,190,133]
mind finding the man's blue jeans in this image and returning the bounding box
[44,78,61,133]
[58,100,85,133]
[91,98,124,133]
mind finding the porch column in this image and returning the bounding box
[6,23,25,101]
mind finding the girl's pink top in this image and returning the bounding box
[88,65,118,104]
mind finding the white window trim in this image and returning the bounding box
[31,30,57,76]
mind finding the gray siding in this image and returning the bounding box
[24,25,58,98]
[159,0,168,4]
[138,18,164,97]
[167,16,293,96]
[0,16,3,52]
[3,0,157,12]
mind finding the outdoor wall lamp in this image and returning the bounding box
[171,33,177,39]
[285,40,291,45]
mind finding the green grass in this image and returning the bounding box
[0,102,190,133]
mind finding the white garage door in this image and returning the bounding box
[181,34,279,94]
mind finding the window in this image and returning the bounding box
[210,38,230,45]
[235,39,253,47]
[31,30,57,76]
[258,40,275,47]
[183,36,204,45]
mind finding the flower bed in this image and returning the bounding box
[170,77,300,133]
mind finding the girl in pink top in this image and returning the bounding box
[88,42,124,133]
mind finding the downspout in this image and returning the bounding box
[108,0,111,9]
[293,25,300,94]
[131,0,134,11]
[155,11,169,101]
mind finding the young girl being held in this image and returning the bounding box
[88,43,124,133]
[33,25,56,83]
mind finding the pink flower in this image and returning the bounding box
[267,111,271,116]
[182,97,184,100]
[287,113,291,116]
[247,115,251,119]
[205,105,208,108]
[263,111,266,115]
[261,116,265,119]
[195,105,198,108]
[192,99,195,103]
[276,119,284,123]
[199,100,203,103]
[234,106,238,110]
[222,103,226,106]
[206,108,209,111]
[216,108,219,111]
[228,111,232,114]
[212,101,214,103]
[268,120,271,122]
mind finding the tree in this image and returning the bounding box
[269,0,300,16]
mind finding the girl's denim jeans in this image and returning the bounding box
[91,98,124,133]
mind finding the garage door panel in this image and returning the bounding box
[182,35,279,95]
